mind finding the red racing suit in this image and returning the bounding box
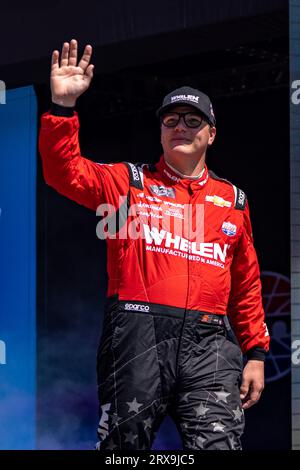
[39,110,270,358]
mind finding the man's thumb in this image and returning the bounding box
[86,64,94,78]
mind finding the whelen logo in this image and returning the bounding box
[171,94,199,104]
[163,169,180,183]
[124,303,150,312]
[143,225,229,262]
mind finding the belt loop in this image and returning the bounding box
[223,315,231,331]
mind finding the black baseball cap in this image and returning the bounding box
[156,86,216,127]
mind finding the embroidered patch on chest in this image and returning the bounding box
[221,221,237,236]
[150,185,176,198]
[205,195,232,208]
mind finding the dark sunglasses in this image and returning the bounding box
[161,112,204,128]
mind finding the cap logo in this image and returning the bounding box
[170,94,199,104]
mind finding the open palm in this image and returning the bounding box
[51,39,94,107]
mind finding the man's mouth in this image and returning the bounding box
[172,137,191,143]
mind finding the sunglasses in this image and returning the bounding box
[161,112,205,128]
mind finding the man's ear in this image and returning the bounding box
[208,126,216,146]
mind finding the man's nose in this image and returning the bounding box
[174,117,187,131]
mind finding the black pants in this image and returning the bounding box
[96,298,244,450]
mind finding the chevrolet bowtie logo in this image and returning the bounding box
[205,195,232,208]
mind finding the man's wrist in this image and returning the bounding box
[50,102,75,117]
[246,346,267,362]
[51,96,77,107]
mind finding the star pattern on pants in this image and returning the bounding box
[124,431,138,444]
[181,392,191,403]
[194,402,210,418]
[143,417,154,430]
[159,403,168,414]
[126,397,143,414]
[111,413,121,426]
[214,389,231,403]
[212,420,226,432]
[232,406,243,422]
[195,435,206,448]
[106,438,117,450]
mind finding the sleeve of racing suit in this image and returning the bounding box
[38,110,129,211]
[227,201,270,359]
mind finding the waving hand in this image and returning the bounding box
[51,39,94,107]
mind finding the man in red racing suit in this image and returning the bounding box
[39,40,270,450]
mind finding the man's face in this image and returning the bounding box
[160,105,216,159]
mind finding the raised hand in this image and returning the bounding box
[51,39,94,107]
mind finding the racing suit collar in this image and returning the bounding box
[164,159,206,180]
[157,155,209,189]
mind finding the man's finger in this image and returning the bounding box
[239,381,249,400]
[242,389,262,409]
[68,39,78,66]
[78,45,92,71]
[60,42,70,67]
[85,64,94,79]
[242,395,261,409]
[242,398,254,409]
[51,50,59,70]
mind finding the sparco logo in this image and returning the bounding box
[128,163,140,181]
[124,303,150,312]
[238,190,245,206]
[171,94,199,104]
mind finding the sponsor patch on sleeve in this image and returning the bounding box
[221,221,237,236]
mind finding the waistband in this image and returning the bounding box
[105,295,231,329]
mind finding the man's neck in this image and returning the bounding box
[164,154,206,178]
